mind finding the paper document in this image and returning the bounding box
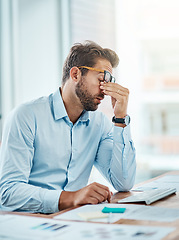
[54,203,125,223]
[54,203,179,223]
[0,214,14,223]
[118,188,176,205]
[120,204,179,222]
[0,214,175,240]
[133,175,179,191]
[0,215,69,240]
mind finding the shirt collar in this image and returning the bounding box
[52,88,90,125]
[52,88,67,120]
[79,110,90,125]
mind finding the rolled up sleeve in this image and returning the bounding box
[0,106,61,213]
[95,122,136,192]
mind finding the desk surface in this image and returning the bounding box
[112,171,179,240]
[1,171,179,240]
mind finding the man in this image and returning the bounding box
[0,41,136,213]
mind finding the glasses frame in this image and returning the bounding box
[78,66,115,83]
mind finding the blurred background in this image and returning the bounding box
[0,0,179,190]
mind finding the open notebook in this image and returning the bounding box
[118,188,176,205]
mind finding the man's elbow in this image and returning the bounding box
[118,180,134,192]
[0,188,9,206]
[112,175,135,192]
[0,183,14,208]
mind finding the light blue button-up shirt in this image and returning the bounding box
[0,89,136,213]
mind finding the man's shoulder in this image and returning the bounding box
[7,94,52,122]
[23,95,51,109]
[17,94,52,111]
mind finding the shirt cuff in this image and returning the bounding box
[113,124,132,144]
[43,189,62,213]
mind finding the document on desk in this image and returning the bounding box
[133,175,179,191]
[0,214,175,240]
[54,203,179,223]
[120,204,179,222]
[54,203,126,223]
[0,214,14,223]
[0,215,70,239]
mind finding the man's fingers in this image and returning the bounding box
[93,188,109,202]
[90,190,106,203]
[91,182,111,203]
[103,90,127,104]
[100,82,129,95]
[73,182,112,207]
[87,196,99,205]
[92,182,111,195]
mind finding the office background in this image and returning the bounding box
[0,0,179,189]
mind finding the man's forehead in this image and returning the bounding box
[93,59,113,73]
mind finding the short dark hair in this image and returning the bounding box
[62,40,119,85]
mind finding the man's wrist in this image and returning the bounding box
[58,190,75,210]
[114,123,126,128]
[112,115,130,126]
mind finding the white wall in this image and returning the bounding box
[1,0,61,130]
[18,0,61,102]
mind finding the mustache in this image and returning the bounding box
[96,93,105,99]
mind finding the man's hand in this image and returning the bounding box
[59,182,112,210]
[100,82,129,119]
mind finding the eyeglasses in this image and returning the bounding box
[78,66,116,83]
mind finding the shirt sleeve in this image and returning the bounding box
[94,118,136,192]
[0,106,61,213]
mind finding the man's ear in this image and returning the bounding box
[70,67,81,83]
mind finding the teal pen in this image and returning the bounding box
[102,207,126,213]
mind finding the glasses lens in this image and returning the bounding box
[104,71,111,83]
[104,71,116,83]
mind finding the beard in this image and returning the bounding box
[75,76,104,111]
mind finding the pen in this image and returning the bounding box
[108,212,112,223]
